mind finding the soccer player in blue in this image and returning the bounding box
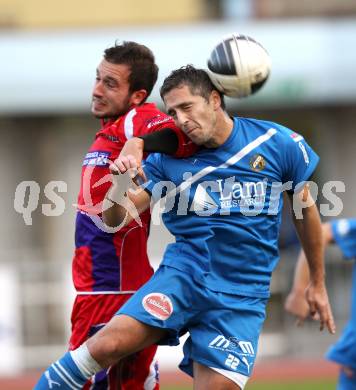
[286,218,356,390]
[34,66,335,390]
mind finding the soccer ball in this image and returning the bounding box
[207,34,271,98]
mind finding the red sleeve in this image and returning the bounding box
[131,109,174,137]
[169,126,199,158]
[131,106,198,158]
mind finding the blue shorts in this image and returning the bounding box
[327,322,356,370]
[117,265,267,386]
[337,369,356,390]
[327,322,356,390]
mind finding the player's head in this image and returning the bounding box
[160,65,227,146]
[91,41,158,119]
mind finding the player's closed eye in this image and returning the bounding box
[104,80,117,89]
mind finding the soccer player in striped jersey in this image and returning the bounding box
[69,42,195,390]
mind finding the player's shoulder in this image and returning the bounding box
[236,116,296,140]
[236,117,313,163]
[112,103,173,134]
[135,102,167,118]
[134,102,160,115]
[114,102,163,121]
[134,102,174,128]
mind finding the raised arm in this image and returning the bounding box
[119,128,197,180]
[102,155,151,229]
[287,185,335,334]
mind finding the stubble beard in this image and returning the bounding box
[91,97,132,120]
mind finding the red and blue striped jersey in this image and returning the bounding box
[73,103,194,293]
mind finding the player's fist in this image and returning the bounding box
[110,155,138,176]
[284,290,310,326]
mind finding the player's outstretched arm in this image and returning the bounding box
[288,185,336,334]
[102,155,151,228]
[118,129,179,180]
[119,128,197,180]
[285,222,334,325]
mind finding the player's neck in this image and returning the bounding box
[204,112,233,148]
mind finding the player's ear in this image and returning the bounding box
[130,89,148,105]
[210,90,222,110]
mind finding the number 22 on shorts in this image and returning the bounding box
[225,353,239,370]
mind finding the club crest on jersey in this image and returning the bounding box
[142,293,173,320]
[249,154,266,172]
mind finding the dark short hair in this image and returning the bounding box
[104,41,158,102]
[160,65,225,110]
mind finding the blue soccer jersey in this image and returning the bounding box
[143,117,319,298]
[332,219,356,326]
[332,219,356,260]
[326,219,356,371]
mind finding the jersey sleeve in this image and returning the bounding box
[127,107,198,158]
[331,219,356,259]
[169,127,199,158]
[281,130,319,192]
[132,111,176,137]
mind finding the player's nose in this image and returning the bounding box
[175,111,189,128]
[92,79,104,98]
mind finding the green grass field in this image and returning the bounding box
[162,379,337,390]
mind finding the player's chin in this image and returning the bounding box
[192,138,206,146]
[91,106,107,118]
[190,134,208,146]
[185,129,203,144]
[190,136,207,146]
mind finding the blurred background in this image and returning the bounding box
[1,0,356,388]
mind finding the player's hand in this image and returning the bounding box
[110,155,145,190]
[105,155,142,227]
[305,282,336,334]
[284,290,310,326]
[110,154,139,179]
[119,138,146,181]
